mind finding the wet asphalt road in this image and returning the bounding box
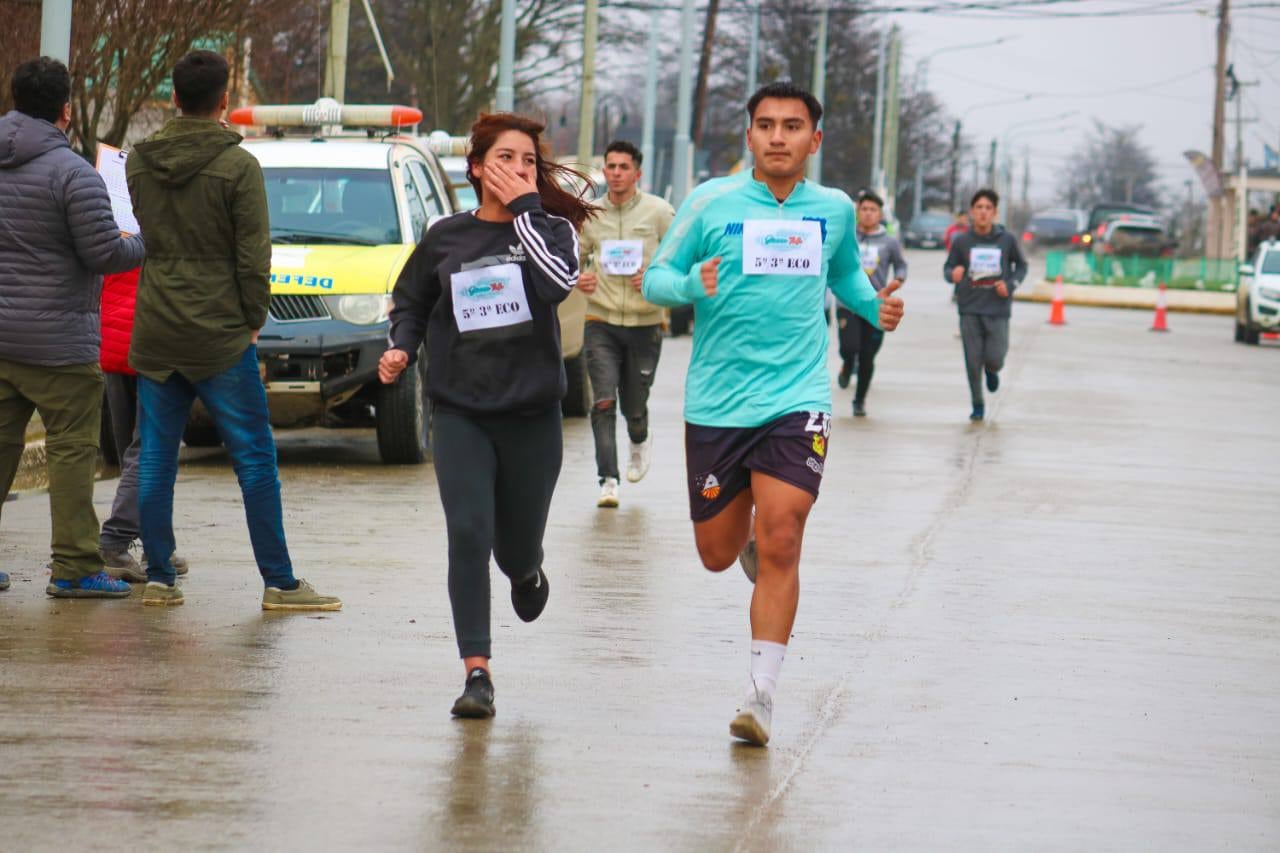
[2,248,1278,851]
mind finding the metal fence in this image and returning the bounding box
[1044,252,1238,292]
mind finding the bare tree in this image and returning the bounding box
[0,1,40,115]
[63,0,263,160]
[1059,120,1161,208]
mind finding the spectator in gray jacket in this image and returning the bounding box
[0,56,145,598]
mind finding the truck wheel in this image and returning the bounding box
[561,353,590,418]
[1242,300,1261,345]
[1235,318,1246,342]
[182,423,222,448]
[376,347,431,464]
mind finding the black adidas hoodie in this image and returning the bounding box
[388,192,580,415]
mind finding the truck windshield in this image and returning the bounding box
[264,168,401,246]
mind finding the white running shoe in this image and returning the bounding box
[597,477,620,508]
[626,435,652,483]
[729,683,773,746]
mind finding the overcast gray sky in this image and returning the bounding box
[884,0,1280,206]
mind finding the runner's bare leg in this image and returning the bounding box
[748,471,815,643]
[692,489,754,572]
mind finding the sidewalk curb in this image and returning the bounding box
[1015,280,1235,315]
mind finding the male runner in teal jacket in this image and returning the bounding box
[644,82,905,746]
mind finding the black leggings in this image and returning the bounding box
[432,404,563,659]
[837,308,885,403]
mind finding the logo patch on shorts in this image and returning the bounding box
[699,473,722,500]
[806,457,824,475]
[812,434,826,457]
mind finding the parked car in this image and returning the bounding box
[439,155,477,210]
[1022,208,1085,251]
[1236,240,1280,344]
[902,211,951,249]
[1093,214,1173,258]
[1077,202,1158,249]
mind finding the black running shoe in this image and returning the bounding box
[852,399,867,418]
[985,369,999,393]
[511,568,549,623]
[836,360,853,389]
[451,668,496,718]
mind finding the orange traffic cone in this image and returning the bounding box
[1048,275,1066,325]
[1150,282,1170,332]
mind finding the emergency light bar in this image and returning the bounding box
[426,130,469,156]
[229,98,423,129]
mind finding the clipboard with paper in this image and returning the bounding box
[94,143,140,235]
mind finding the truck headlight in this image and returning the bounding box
[325,294,391,325]
[1259,286,1280,301]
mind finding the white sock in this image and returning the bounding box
[749,640,786,702]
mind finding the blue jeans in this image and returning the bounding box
[138,346,294,587]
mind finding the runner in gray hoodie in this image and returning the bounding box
[943,189,1027,421]
[836,190,906,417]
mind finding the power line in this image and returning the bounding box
[599,0,1280,18]
[939,64,1212,101]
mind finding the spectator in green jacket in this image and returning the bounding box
[127,50,340,611]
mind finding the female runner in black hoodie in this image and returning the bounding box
[379,113,594,718]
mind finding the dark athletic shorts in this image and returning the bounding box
[685,410,832,522]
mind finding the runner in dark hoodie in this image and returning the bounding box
[379,112,592,719]
[943,189,1026,422]
[836,190,906,417]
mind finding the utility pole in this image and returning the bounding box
[496,0,516,111]
[577,0,600,167]
[881,27,901,210]
[691,0,721,148]
[870,29,888,189]
[1210,0,1230,257]
[671,0,697,206]
[948,120,962,211]
[323,0,351,103]
[1022,146,1030,209]
[807,2,829,183]
[641,9,659,192]
[743,0,761,164]
[987,138,997,188]
[1232,76,1259,261]
[40,0,72,63]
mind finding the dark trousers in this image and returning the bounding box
[837,308,885,403]
[584,321,662,481]
[100,373,140,552]
[433,404,563,659]
[960,313,1009,407]
[138,346,293,587]
[0,360,103,581]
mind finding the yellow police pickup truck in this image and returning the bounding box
[183,100,587,464]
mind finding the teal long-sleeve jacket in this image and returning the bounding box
[643,171,882,428]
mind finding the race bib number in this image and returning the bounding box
[969,247,1003,281]
[450,263,532,333]
[600,239,643,276]
[860,243,880,275]
[742,219,822,276]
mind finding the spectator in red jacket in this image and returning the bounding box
[99,268,188,581]
[943,211,969,251]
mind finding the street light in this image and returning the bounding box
[915,36,1016,91]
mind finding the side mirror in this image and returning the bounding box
[1239,264,1255,276]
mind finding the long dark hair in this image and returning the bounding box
[465,112,596,230]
